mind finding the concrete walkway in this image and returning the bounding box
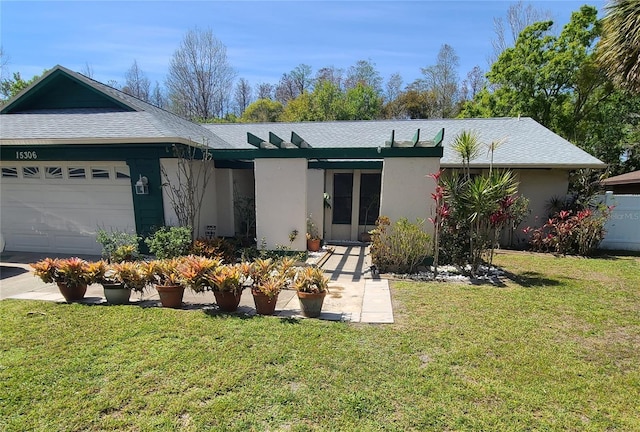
[0,246,393,323]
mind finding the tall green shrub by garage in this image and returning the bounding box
[144,226,192,259]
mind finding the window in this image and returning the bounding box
[23,166,40,179]
[115,166,131,179]
[45,167,63,179]
[1,167,18,178]
[68,167,86,179]
[358,174,381,226]
[91,167,110,179]
[332,173,353,224]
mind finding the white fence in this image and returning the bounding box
[600,192,640,251]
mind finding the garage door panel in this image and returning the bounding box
[8,231,50,251]
[1,161,136,255]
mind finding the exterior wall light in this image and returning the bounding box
[135,175,149,195]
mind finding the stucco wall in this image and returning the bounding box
[159,158,217,239]
[232,169,255,237]
[307,169,325,239]
[517,169,569,228]
[379,157,440,236]
[254,158,307,251]
[214,169,234,237]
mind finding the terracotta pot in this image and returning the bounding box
[252,289,279,315]
[297,291,327,318]
[155,285,185,308]
[213,290,242,312]
[307,238,321,252]
[56,282,87,302]
[102,283,131,305]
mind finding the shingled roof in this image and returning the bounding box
[0,65,231,148]
[203,118,605,169]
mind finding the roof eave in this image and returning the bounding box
[441,162,607,169]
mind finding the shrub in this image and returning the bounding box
[525,206,612,256]
[144,226,192,259]
[370,216,431,274]
[190,237,237,263]
[96,229,141,262]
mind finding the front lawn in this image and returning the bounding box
[1,252,639,431]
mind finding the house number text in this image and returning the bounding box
[16,151,38,160]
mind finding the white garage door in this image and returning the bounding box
[0,161,137,255]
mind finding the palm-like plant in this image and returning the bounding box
[598,0,640,93]
[451,130,481,179]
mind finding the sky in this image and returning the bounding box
[1,0,606,94]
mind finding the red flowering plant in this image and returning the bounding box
[524,204,613,256]
[427,170,448,278]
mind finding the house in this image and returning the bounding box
[602,170,640,194]
[0,65,605,255]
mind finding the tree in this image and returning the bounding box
[385,72,403,103]
[315,66,343,89]
[81,62,94,79]
[290,64,313,95]
[0,46,9,81]
[490,1,552,64]
[160,143,214,240]
[598,0,640,93]
[256,82,274,100]
[234,78,253,115]
[241,98,284,123]
[345,59,383,95]
[275,73,298,104]
[419,44,460,118]
[151,82,167,108]
[344,83,383,120]
[1,72,39,103]
[166,27,236,120]
[122,60,150,101]
[460,65,486,101]
[461,6,603,134]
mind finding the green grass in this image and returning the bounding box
[1,252,639,431]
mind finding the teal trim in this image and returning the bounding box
[291,131,311,148]
[247,132,263,148]
[412,129,420,146]
[0,143,175,161]
[433,128,445,147]
[268,132,285,148]
[210,146,443,160]
[309,160,383,169]
[214,160,254,169]
[1,68,134,114]
[126,158,165,252]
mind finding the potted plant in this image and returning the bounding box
[306,215,321,252]
[208,264,245,312]
[102,261,151,304]
[90,260,130,305]
[144,258,185,308]
[31,257,95,302]
[178,255,221,293]
[292,266,330,318]
[249,257,297,315]
[96,228,141,263]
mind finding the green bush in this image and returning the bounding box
[370,216,432,274]
[95,229,141,263]
[144,226,192,259]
